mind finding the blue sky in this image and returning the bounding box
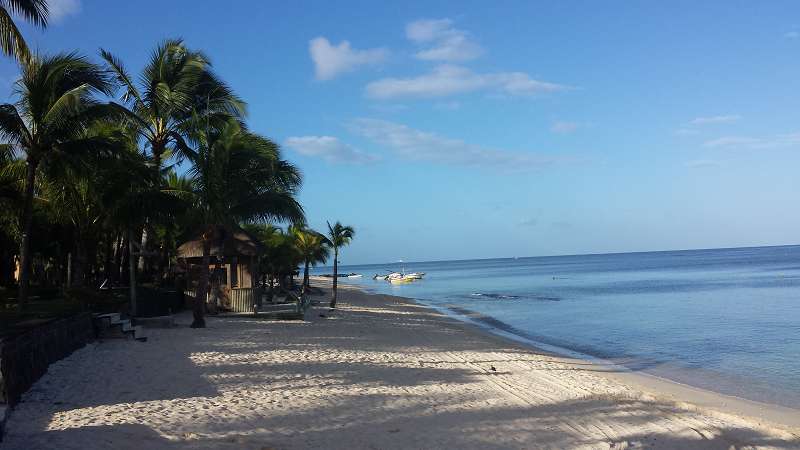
[3,1,800,264]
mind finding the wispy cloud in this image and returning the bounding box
[406,18,483,62]
[703,132,800,149]
[690,115,741,125]
[786,31,800,39]
[309,37,388,80]
[365,64,566,99]
[348,118,571,171]
[550,121,578,134]
[285,135,378,164]
[48,0,81,23]
[518,218,539,227]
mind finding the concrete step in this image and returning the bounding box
[94,312,121,323]
[92,313,147,342]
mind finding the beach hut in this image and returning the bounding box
[177,225,263,313]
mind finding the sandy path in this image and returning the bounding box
[1,283,798,449]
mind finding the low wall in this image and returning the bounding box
[0,313,94,408]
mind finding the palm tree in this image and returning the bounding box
[0,147,23,286]
[293,227,330,289]
[101,39,246,171]
[0,52,116,308]
[325,221,354,308]
[0,0,49,61]
[185,119,303,328]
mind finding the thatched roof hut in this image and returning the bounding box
[177,225,264,312]
[177,226,264,259]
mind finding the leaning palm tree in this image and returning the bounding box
[185,119,303,328]
[325,221,354,308]
[101,39,246,171]
[0,52,116,308]
[293,227,330,289]
[0,0,48,61]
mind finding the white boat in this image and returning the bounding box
[405,272,425,279]
[347,274,363,278]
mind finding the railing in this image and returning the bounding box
[229,288,260,312]
[183,287,262,313]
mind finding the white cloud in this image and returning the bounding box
[285,136,378,164]
[786,31,800,39]
[690,115,741,125]
[348,118,568,171]
[48,0,81,23]
[365,64,566,99]
[406,18,483,62]
[551,121,578,134]
[308,37,388,81]
[703,133,800,149]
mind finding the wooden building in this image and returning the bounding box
[177,226,263,313]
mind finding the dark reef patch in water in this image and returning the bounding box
[469,292,560,301]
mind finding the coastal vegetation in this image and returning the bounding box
[0,2,354,329]
[325,221,355,308]
[0,0,48,60]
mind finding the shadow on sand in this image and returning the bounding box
[3,294,799,449]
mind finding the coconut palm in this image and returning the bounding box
[44,123,180,293]
[0,52,116,308]
[101,39,246,171]
[185,119,303,328]
[0,148,22,286]
[325,221,354,309]
[0,0,48,61]
[292,227,330,288]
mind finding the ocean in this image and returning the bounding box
[312,245,800,409]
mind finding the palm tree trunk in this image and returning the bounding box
[120,233,129,285]
[303,260,310,288]
[16,158,38,311]
[127,227,138,316]
[103,232,114,284]
[329,248,338,308]
[72,234,86,287]
[191,236,210,328]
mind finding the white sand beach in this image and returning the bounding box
[1,280,799,449]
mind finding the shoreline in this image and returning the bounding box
[329,277,800,430]
[1,277,798,448]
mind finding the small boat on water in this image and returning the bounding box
[389,275,415,284]
[375,262,424,284]
[321,272,362,278]
[374,272,402,281]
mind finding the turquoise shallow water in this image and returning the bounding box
[314,245,800,409]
